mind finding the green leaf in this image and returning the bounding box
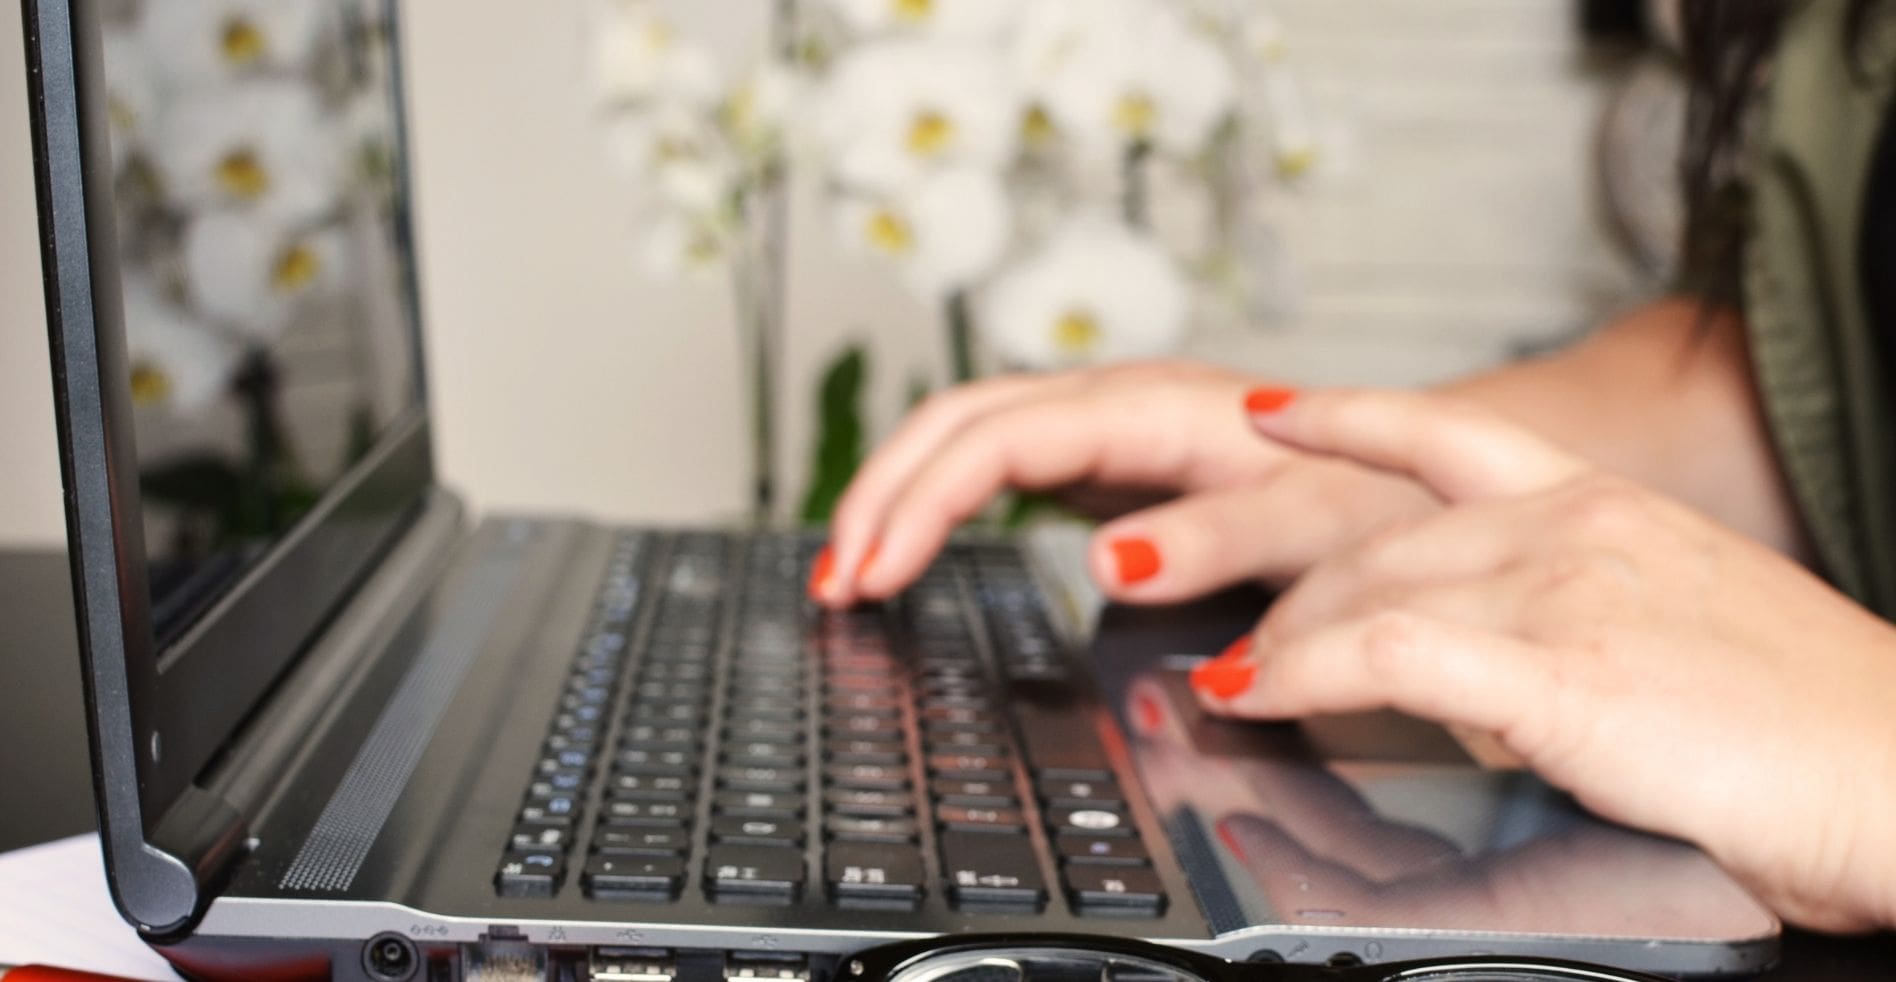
[799,344,869,524]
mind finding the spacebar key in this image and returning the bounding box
[940,832,1046,908]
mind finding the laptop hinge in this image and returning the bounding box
[109,489,462,940]
[134,786,248,942]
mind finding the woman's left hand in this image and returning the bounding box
[1192,388,1896,932]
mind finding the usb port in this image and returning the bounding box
[589,951,677,982]
[725,956,810,982]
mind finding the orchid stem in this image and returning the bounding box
[946,291,976,384]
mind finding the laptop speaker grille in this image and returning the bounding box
[278,553,523,892]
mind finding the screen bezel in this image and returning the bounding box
[29,0,438,838]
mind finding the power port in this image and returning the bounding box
[363,932,420,981]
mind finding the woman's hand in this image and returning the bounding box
[1192,387,1896,932]
[815,361,1435,607]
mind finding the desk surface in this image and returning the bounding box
[2,547,1892,980]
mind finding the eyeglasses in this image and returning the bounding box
[839,935,1671,982]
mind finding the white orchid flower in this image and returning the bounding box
[603,101,741,213]
[183,211,349,340]
[151,80,346,227]
[817,39,1021,192]
[120,278,239,414]
[141,0,332,87]
[1241,9,1290,64]
[591,1,723,110]
[834,167,1012,301]
[979,213,1189,369]
[722,61,802,164]
[822,0,1017,40]
[1037,0,1236,161]
[638,210,733,281]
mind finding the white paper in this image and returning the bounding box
[0,834,181,980]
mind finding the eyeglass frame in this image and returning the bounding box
[836,933,1676,982]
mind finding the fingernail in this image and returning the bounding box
[1132,691,1165,735]
[807,545,837,601]
[1243,387,1298,415]
[1107,537,1162,585]
[1191,636,1256,700]
[856,541,881,580]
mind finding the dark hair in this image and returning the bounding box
[1677,0,1878,311]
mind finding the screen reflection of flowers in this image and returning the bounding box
[104,0,396,417]
[102,0,407,583]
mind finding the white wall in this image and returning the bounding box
[0,0,1644,547]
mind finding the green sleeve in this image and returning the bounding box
[1745,0,1896,615]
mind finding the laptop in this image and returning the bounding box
[19,0,1782,978]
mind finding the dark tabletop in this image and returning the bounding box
[0,547,1890,979]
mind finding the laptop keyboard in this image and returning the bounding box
[495,530,1166,918]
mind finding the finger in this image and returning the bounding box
[1255,496,1538,642]
[1088,463,1438,601]
[855,383,1263,600]
[1245,388,1586,503]
[820,371,1073,604]
[1198,610,1555,756]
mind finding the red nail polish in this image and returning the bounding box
[1132,692,1165,735]
[1243,387,1297,414]
[856,542,881,579]
[1108,537,1162,585]
[1191,635,1256,700]
[807,546,836,600]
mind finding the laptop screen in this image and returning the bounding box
[97,0,423,645]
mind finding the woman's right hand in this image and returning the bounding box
[813,360,1438,607]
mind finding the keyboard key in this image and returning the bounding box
[1047,805,1130,835]
[721,747,806,770]
[826,842,925,905]
[706,845,806,901]
[825,815,919,843]
[824,787,914,816]
[614,749,697,776]
[602,800,691,827]
[725,719,803,742]
[825,762,910,790]
[1011,692,1113,780]
[926,754,1011,783]
[925,733,1004,754]
[711,815,806,847]
[713,789,806,818]
[495,850,563,898]
[937,805,1025,832]
[584,854,686,898]
[1038,777,1122,808]
[939,832,1046,909]
[594,827,690,856]
[826,715,902,739]
[510,822,570,853]
[824,738,907,765]
[609,773,694,799]
[519,804,574,827]
[932,779,1016,807]
[1063,864,1166,914]
[1056,834,1149,865]
[719,765,804,791]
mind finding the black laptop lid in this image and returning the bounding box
[23,0,434,933]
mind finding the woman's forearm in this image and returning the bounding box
[1440,297,1811,557]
